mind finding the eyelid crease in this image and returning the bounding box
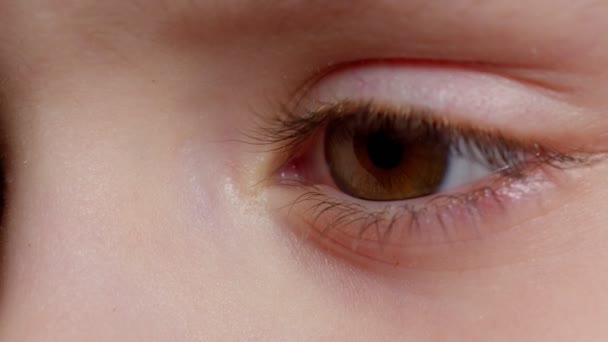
[279,59,581,116]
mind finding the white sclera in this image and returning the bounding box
[437,152,494,192]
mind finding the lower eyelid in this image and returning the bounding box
[267,163,575,270]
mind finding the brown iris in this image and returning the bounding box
[324,113,449,201]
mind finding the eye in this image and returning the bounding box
[324,107,493,202]
[285,100,539,208]
[254,66,594,268]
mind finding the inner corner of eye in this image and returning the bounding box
[273,149,319,186]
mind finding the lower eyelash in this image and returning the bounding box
[286,184,500,245]
[275,162,566,265]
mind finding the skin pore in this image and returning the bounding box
[1,0,608,341]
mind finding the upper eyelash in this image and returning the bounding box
[250,99,584,176]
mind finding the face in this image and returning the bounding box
[1,1,607,340]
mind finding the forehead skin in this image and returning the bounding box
[1,0,607,66]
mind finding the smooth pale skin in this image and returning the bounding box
[1,1,608,341]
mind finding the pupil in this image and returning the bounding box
[366,132,404,170]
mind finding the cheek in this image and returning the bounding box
[258,157,608,339]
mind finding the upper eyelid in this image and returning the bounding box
[276,63,605,152]
[257,98,555,158]
[285,60,579,111]
[247,62,606,185]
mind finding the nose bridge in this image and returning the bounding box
[0,15,236,245]
[5,87,149,254]
[4,73,177,226]
[0,69,192,328]
[0,62,250,337]
[0,51,236,265]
